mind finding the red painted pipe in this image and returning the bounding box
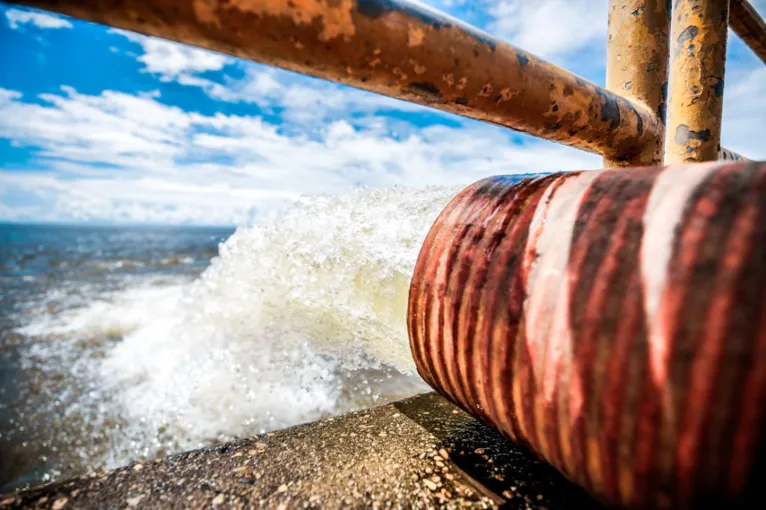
[408,161,766,509]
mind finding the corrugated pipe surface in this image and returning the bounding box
[408,161,766,509]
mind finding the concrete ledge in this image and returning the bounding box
[0,393,602,509]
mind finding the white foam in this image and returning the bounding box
[18,185,458,466]
[16,281,187,340]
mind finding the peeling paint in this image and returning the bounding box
[676,25,699,45]
[496,88,515,103]
[408,24,425,47]
[674,124,712,144]
[479,82,493,98]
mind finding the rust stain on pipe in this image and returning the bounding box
[665,0,729,164]
[408,161,766,509]
[11,0,659,161]
[729,0,766,65]
[605,0,670,167]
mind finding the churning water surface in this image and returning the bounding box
[0,184,488,492]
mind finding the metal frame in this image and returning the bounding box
[11,0,765,166]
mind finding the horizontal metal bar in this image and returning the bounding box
[719,147,749,161]
[11,0,660,161]
[729,0,766,65]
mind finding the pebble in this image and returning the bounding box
[52,498,68,510]
[125,495,144,508]
[423,479,438,491]
[438,449,449,460]
[132,464,143,472]
[212,494,225,506]
[277,484,288,493]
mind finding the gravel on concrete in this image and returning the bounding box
[0,392,604,509]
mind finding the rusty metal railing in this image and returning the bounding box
[11,0,764,166]
[731,0,766,65]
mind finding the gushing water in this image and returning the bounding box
[2,184,464,488]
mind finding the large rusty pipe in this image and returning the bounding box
[605,0,670,167]
[11,0,659,162]
[408,161,766,509]
[730,0,766,65]
[665,0,730,164]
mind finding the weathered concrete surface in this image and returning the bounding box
[0,393,602,509]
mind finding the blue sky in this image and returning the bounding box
[0,0,764,225]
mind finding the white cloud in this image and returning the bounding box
[722,66,766,160]
[0,88,22,104]
[401,1,608,64]
[3,0,763,225]
[111,29,431,125]
[0,171,297,225]
[486,0,606,60]
[5,7,72,29]
[112,29,232,92]
[0,86,599,225]
[133,37,230,80]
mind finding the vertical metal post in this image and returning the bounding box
[605,0,671,167]
[665,0,730,164]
